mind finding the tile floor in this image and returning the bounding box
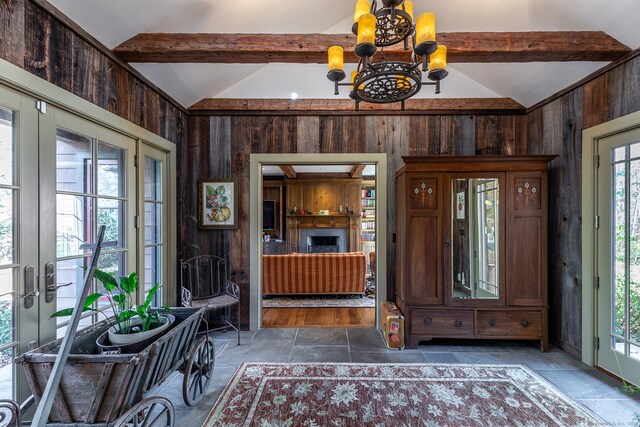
[155,328,640,426]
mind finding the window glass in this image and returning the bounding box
[56,129,92,194]
[0,189,13,265]
[97,141,124,198]
[98,198,125,249]
[0,107,14,186]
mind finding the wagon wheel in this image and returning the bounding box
[0,399,21,427]
[113,396,174,427]
[182,335,215,406]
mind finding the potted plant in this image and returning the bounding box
[51,268,173,351]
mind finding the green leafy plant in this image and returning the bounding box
[51,268,168,335]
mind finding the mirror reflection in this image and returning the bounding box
[452,178,499,299]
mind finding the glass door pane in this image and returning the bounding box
[610,144,640,360]
[597,128,640,387]
[141,150,165,306]
[51,113,135,337]
[0,105,17,399]
[0,86,39,402]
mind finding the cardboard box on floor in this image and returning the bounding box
[381,302,405,350]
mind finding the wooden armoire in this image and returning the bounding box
[395,156,555,351]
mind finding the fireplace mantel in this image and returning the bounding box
[286,214,359,229]
[286,214,361,252]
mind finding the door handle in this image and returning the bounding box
[45,262,56,303]
[22,265,37,308]
[44,262,72,303]
[44,263,75,302]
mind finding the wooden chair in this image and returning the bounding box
[180,255,240,345]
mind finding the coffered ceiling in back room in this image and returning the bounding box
[48,0,640,109]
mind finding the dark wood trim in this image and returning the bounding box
[188,98,526,116]
[397,155,558,176]
[527,46,640,114]
[28,0,186,114]
[114,32,630,64]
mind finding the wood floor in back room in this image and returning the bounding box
[262,307,375,328]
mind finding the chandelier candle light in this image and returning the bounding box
[327,0,448,110]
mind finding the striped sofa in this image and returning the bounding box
[262,252,366,295]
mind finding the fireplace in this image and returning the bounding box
[298,228,348,253]
[307,236,340,253]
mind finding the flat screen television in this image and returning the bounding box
[263,200,276,230]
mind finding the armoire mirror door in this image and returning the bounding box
[447,173,506,306]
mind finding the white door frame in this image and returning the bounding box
[582,109,640,365]
[249,153,388,331]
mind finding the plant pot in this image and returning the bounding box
[96,314,175,354]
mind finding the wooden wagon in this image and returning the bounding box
[14,307,213,427]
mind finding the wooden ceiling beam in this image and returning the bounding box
[114,31,630,64]
[279,166,297,178]
[351,165,366,178]
[188,98,526,115]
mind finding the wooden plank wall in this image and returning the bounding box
[179,114,527,329]
[183,53,640,344]
[0,0,186,145]
[526,54,640,357]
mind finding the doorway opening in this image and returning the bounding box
[249,154,388,331]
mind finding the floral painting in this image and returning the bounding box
[198,178,238,229]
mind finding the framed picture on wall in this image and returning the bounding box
[198,178,238,229]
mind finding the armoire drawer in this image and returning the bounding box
[411,309,474,336]
[476,310,542,338]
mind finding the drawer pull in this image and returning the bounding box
[521,320,529,328]
[454,319,463,328]
[488,319,496,327]
[423,317,433,326]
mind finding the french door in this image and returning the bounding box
[139,144,168,306]
[43,108,137,337]
[0,82,171,403]
[0,84,39,401]
[596,126,640,386]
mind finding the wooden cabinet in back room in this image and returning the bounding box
[395,156,556,351]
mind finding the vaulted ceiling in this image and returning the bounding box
[48,0,640,109]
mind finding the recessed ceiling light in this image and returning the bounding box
[291,92,298,100]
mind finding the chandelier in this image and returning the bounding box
[327,0,448,110]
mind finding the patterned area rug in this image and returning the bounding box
[262,278,376,308]
[262,294,375,308]
[202,363,603,427]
